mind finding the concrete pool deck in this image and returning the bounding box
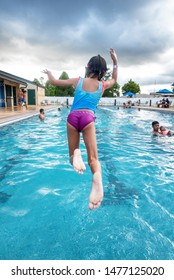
[131,105,174,114]
[0,104,174,127]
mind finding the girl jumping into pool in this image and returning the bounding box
[43,48,118,210]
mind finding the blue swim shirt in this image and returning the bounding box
[70,77,103,114]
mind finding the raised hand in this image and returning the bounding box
[42,69,50,75]
[110,48,118,64]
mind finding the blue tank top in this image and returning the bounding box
[70,77,103,114]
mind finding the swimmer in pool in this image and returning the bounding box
[39,108,45,120]
[151,121,160,135]
[160,126,173,136]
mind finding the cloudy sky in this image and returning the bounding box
[0,0,174,93]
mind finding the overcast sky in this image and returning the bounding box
[0,0,174,93]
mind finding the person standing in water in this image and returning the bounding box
[43,48,118,210]
[39,108,45,120]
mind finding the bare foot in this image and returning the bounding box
[72,149,86,174]
[89,172,103,210]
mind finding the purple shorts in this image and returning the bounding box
[67,110,95,132]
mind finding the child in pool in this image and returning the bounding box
[39,108,45,120]
[43,48,118,210]
[160,126,173,136]
[151,121,160,135]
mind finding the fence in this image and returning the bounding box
[42,96,174,107]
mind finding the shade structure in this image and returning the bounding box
[156,89,173,94]
[123,91,136,97]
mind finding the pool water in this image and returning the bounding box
[0,107,174,260]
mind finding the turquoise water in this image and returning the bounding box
[0,106,174,260]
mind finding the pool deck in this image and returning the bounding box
[0,105,57,127]
[0,104,174,127]
[132,105,174,114]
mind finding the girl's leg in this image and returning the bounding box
[67,122,86,173]
[82,122,103,210]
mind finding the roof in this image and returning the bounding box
[0,70,41,87]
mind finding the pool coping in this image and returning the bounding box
[0,106,57,127]
[0,112,40,127]
[131,106,174,114]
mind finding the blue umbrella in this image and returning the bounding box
[123,91,136,97]
[156,89,173,94]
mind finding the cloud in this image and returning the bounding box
[0,0,174,91]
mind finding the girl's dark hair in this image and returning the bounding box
[85,54,107,81]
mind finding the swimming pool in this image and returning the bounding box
[0,106,174,260]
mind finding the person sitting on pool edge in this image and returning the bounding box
[39,108,45,120]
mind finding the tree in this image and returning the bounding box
[103,82,120,97]
[44,71,74,96]
[55,72,74,96]
[59,72,69,80]
[33,78,41,86]
[102,70,120,97]
[33,77,45,87]
[122,79,140,94]
[45,80,56,96]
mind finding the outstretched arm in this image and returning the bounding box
[104,48,118,90]
[42,69,78,88]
